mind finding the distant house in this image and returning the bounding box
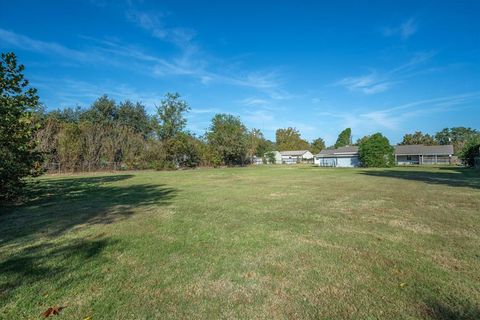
[252,156,264,165]
[314,146,360,168]
[313,144,455,167]
[265,151,282,164]
[279,150,314,164]
[394,145,454,165]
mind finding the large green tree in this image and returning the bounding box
[435,127,478,154]
[155,93,191,167]
[400,131,437,145]
[81,95,118,124]
[0,52,43,200]
[117,100,152,138]
[207,114,249,165]
[156,92,189,141]
[275,127,309,150]
[358,133,394,167]
[310,138,326,154]
[246,128,274,158]
[334,128,352,148]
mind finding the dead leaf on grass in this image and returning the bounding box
[42,306,65,317]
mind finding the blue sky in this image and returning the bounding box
[1,0,479,144]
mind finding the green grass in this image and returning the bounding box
[1,165,479,319]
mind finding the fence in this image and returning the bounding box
[44,162,134,174]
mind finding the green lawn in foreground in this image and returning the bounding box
[1,166,479,319]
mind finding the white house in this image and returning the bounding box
[314,146,360,168]
[279,150,314,164]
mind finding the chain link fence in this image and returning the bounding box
[44,162,134,174]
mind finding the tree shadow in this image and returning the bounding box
[0,174,177,246]
[0,235,119,309]
[0,174,178,314]
[360,167,480,190]
[422,297,480,320]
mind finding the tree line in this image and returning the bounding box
[2,52,480,201]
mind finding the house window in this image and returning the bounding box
[407,155,412,161]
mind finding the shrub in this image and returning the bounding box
[358,133,394,167]
[459,135,480,167]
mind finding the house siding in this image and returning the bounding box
[314,155,360,167]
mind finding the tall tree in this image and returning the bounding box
[355,135,370,146]
[358,133,394,167]
[310,138,326,154]
[400,131,437,145]
[435,127,478,154]
[459,135,480,167]
[154,92,191,167]
[156,92,189,141]
[57,123,84,171]
[81,95,118,124]
[48,106,83,123]
[117,100,152,138]
[79,121,107,170]
[334,128,352,148]
[0,52,43,201]
[275,127,310,150]
[206,114,248,165]
[246,128,268,159]
[256,139,275,157]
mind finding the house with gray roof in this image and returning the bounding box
[314,146,360,167]
[394,144,454,165]
[313,144,455,167]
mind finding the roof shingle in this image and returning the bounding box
[394,144,454,155]
[279,150,310,156]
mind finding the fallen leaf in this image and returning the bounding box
[83,316,92,320]
[399,283,407,288]
[42,306,65,317]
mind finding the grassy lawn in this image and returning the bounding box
[1,166,479,319]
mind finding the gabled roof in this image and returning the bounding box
[279,150,311,156]
[394,144,454,155]
[316,146,359,157]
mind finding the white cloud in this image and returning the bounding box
[1,27,284,94]
[239,97,270,107]
[318,92,480,138]
[336,51,435,95]
[33,77,164,112]
[125,7,285,91]
[0,28,91,62]
[336,73,394,94]
[383,18,418,40]
[126,9,197,49]
[189,108,219,114]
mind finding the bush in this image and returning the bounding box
[265,151,277,164]
[459,135,480,167]
[358,133,394,167]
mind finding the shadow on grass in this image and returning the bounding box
[360,167,480,190]
[423,297,480,320]
[0,174,177,246]
[0,235,120,308]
